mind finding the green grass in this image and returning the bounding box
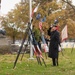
[0,48,75,75]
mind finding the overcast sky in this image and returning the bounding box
[1,0,20,14]
[1,0,75,14]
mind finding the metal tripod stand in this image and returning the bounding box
[13,22,46,69]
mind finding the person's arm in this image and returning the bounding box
[47,27,51,36]
[55,31,61,46]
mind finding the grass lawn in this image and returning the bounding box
[0,48,75,75]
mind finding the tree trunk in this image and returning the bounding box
[12,35,15,44]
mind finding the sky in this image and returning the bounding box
[1,0,20,14]
[72,0,75,5]
[0,0,75,14]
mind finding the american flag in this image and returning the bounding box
[32,33,42,58]
[39,22,42,31]
[39,22,49,52]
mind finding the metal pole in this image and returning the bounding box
[0,0,1,13]
[0,0,1,28]
[29,0,34,59]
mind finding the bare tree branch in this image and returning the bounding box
[62,0,75,11]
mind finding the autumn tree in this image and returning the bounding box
[1,0,75,41]
[1,2,30,43]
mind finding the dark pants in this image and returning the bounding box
[52,58,58,66]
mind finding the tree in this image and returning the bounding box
[1,3,30,43]
[1,0,75,41]
[1,16,21,44]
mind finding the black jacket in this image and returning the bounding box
[47,28,60,58]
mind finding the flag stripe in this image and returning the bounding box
[39,22,42,31]
[33,3,40,12]
[31,3,40,17]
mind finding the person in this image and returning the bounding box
[47,24,61,66]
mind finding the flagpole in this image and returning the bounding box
[29,0,34,59]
